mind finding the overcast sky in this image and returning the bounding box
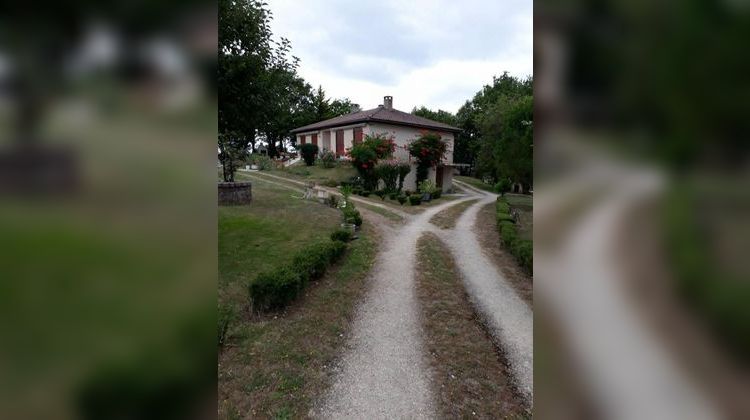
[268,0,532,114]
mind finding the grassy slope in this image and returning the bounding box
[455,175,496,192]
[415,233,528,417]
[281,161,357,185]
[506,193,533,241]
[219,224,378,419]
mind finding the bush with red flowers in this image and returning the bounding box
[347,133,395,190]
[408,132,447,184]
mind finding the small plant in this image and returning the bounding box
[323,179,339,188]
[494,178,512,195]
[325,194,340,208]
[397,194,408,205]
[320,150,337,168]
[418,179,436,195]
[431,189,442,199]
[388,192,398,200]
[341,184,353,199]
[396,161,412,192]
[248,154,273,170]
[300,143,319,166]
[361,190,371,197]
[409,194,422,205]
[331,229,353,242]
[374,189,387,200]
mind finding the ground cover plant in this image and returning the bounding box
[496,197,532,272]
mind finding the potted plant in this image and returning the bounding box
[418,180,435,202]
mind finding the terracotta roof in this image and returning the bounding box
[290,105,461,134]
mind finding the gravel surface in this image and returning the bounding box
[314,197,475,419]
[437,180,534,402]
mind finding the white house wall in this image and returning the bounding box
[364,123,455,192]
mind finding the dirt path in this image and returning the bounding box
[314,196,476,418]
[534,140,719,419]
[435,181,534,403]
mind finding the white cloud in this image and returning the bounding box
[268,0,532,113]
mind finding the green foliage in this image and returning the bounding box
[341,201,363,227]
[409,195,422,205]
[432,190,442,199]
[325,194,340,208]
[320,150,337,168]
[300,143,319,166]
[418,180,436,195]
[408,132,447,184]
[323,179,339,188]
[396,162,412,192]
[340,184,353,199]
[330,229,353,243]
[347,134,396,190]
[360,191,371,197]
[494,178,512,195]
[388,192,398,200]
[249,154,273,170]
[375,160,400,192]
[496,198,532,272]
[397,195,408,205]
[249,240,346,311]
[374,190,387,200]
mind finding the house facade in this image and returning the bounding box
[290,96,461,192]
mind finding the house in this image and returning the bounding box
[290,96,461,192]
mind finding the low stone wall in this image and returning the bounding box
[218,181,252,205]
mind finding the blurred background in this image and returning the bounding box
[0,2,217,419]
[535,0,749,419]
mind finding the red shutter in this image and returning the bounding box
[353,127,363,145]
[300,135,306,145]
[335,130,345,156]
[312,133,318,146]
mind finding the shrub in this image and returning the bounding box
[388,192,398,200]
[396,162,412,192]
[325,194,340,208]
[300,143,319,166]
[494,178,512,195]
[361,190,371,197]
[348,134,395,190]
[418,180,436,195]
[249,154,273,170]
[323,179,339,188]
[496,197,532,272]
[342,202,363,226]
[375,160,400,192]
[513,240,533,272]
[374,189,387,200]
[432,189,442,199]
[408,132,447,184]
[397,194,408,205]
[320,150,337,168]
[341,184,353,199]
[331,229,353,242]
[249,241,347,312]
[409,194,422,205]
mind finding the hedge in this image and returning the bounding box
[331,229,353,242]
[249,240,347,312]
[496,197,532,273]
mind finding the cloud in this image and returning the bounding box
[269,0,532,113]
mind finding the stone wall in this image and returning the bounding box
[218,182,252,205]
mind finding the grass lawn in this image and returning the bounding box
[429,199,478,229]
[415,233,529,417]
[218,181,341,318]
[354,193,461,215]
[218,179,381,419]
[455,175,497,192]
[279,161,357,186]
[219,224,378,419]
[505,193,533,241]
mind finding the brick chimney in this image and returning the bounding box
[383,95,393,110]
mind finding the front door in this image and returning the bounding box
[335,130,345,156]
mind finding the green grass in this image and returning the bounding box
[429,199,478,229]
[280,161,357,186]
[219,181,341,316]
[455,175,497,192]
[506,194,533,241]
[356,202,404,222]
[219,224,379,419]
[415,233,529,417]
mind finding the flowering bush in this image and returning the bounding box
[347,133,395,190]
[408,132,447,184]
